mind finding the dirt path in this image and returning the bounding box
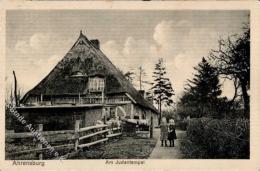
[149,128,186,159]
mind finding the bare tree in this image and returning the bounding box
[13,71,19,107]
[209,27,250,116]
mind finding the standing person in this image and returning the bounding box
[168,119,177,147]
[160,117,168,147]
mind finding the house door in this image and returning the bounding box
[104,107,117,122]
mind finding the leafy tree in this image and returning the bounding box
[184,57,222,118]
[151,58,175,124]
[209,27,250,116]
[124,71,135,83]
[162,109,178,121]
[145,89,154,102]
[177,91,199,118]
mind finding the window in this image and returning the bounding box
[88,77,105,91]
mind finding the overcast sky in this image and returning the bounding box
[6,10,249,100]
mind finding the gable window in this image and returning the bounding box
[88,77,105,91]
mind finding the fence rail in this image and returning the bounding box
[78,138,109,148]
[79,129,109,141]
[6,120,122,160]
[79,124,107,133]
[6,130,74,139]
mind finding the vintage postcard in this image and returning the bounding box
[0,1,260,171]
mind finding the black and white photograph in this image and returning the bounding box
[5,10,250,160]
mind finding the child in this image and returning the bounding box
[168,119,177,147]
[160,117,168,147]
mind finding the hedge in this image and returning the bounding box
[181,117,249,159]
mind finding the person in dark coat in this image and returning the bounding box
[168,119,177,147]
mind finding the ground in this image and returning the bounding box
[149,128,186,159]
[71,128,186,159]
[6,128,186,159]
[72,135,157,159]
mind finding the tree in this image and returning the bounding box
[124,71,135,83]
[209,27,250,116]
[13,71,19,107]
[151,58,175,124]
[136,66,153,90]
[177,91,199,118]
[145,89,154,102]
[123,67,152,90]
[184,57,222,118]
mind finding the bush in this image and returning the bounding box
[175,119,188,131]
[181,117,249,159]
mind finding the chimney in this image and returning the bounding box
[90,39,100,49]
[138,90,145,98]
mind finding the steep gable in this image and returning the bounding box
[21,32,158,113]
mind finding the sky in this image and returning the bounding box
[6,10,249,101]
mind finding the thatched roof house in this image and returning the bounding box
[17,31,158,131]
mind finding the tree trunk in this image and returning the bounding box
[13,71,19,107]
[241,81,249,117]
[159,99,161,125]
[150,116,153,138]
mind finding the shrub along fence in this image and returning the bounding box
[175,119,188,131]
[181,117,249,159]
[6,120,122,160]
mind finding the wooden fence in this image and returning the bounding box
[6,120,122,160]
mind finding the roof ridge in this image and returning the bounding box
[21,32,87,103]
[20,32,158,113]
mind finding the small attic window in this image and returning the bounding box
[78,40,86,45]
[71,71,84,78]
[88,77,105,91]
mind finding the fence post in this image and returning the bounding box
[37,124,43,160]
[74,120,80,151]
[150,116,153,138]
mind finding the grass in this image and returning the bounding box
[71,136,157,159]
[6,129,158,160]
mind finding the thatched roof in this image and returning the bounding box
[21,32,158,113]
